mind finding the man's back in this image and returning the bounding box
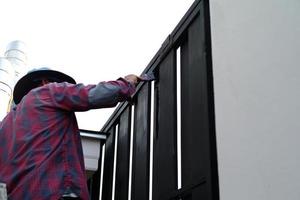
[0,68,139,199]
[0,82,90,200]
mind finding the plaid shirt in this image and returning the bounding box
[0,79,135,200]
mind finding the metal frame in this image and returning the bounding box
[87,0,219,199]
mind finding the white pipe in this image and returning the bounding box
[0,40,28,120]
[0,58,14,120]
[5,40,28,84]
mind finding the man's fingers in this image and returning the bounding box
[124,74,141,85]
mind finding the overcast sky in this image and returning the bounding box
[0,0,194,130]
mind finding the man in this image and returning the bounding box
[0,67,140,200]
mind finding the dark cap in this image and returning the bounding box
[13,67,76,104]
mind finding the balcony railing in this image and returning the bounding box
[85,0,219,199]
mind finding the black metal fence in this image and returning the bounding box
[87,0,219,199]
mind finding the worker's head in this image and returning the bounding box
[13,67,76,104]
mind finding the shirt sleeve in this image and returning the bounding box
[88,78,135,109]
[47,79,135,111]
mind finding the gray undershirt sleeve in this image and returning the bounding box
[88,82,121,108]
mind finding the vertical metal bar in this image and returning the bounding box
[89,139,105,200]
[102,127,116,200]
[112,125,119,200]
[131,83,150,200]
[115,107,131,200]
[203,0,220,198]
[153,50,177,200]
[99,144,106,200]
[176,47,182,190]
[149,81,155,200]
[128,105,135,200]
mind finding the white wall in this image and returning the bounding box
[210,0,300,199]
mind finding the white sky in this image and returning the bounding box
[0,0,194,130]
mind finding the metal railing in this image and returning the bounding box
[87,0,219,199]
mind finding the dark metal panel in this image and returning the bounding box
[181,7,208,188]
[131,83,151,200]
[101,127,116,200]
[90,168,100,200]
[180,1,218,199]
[153,50,178,200]
[115,107,131,200]
[90,141,104,200]
[161,177,206,199]
[202,0,220,199]
[98,1,219,200]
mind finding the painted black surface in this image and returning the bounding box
[89,141,104,200]
[94,0,219,200]
[115,107,131,200]
[101,127,115,200]
[180,7,212,199]
[131,84,151,200]
[152,50,178,200]
[162,177,206,199]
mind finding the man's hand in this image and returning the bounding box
[124,74,141,85]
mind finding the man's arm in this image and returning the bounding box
[46,75,140,111]
[88,78,136,109]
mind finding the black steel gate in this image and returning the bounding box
[87,0,219,199]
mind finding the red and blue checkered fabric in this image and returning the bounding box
[0,80,135,200]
